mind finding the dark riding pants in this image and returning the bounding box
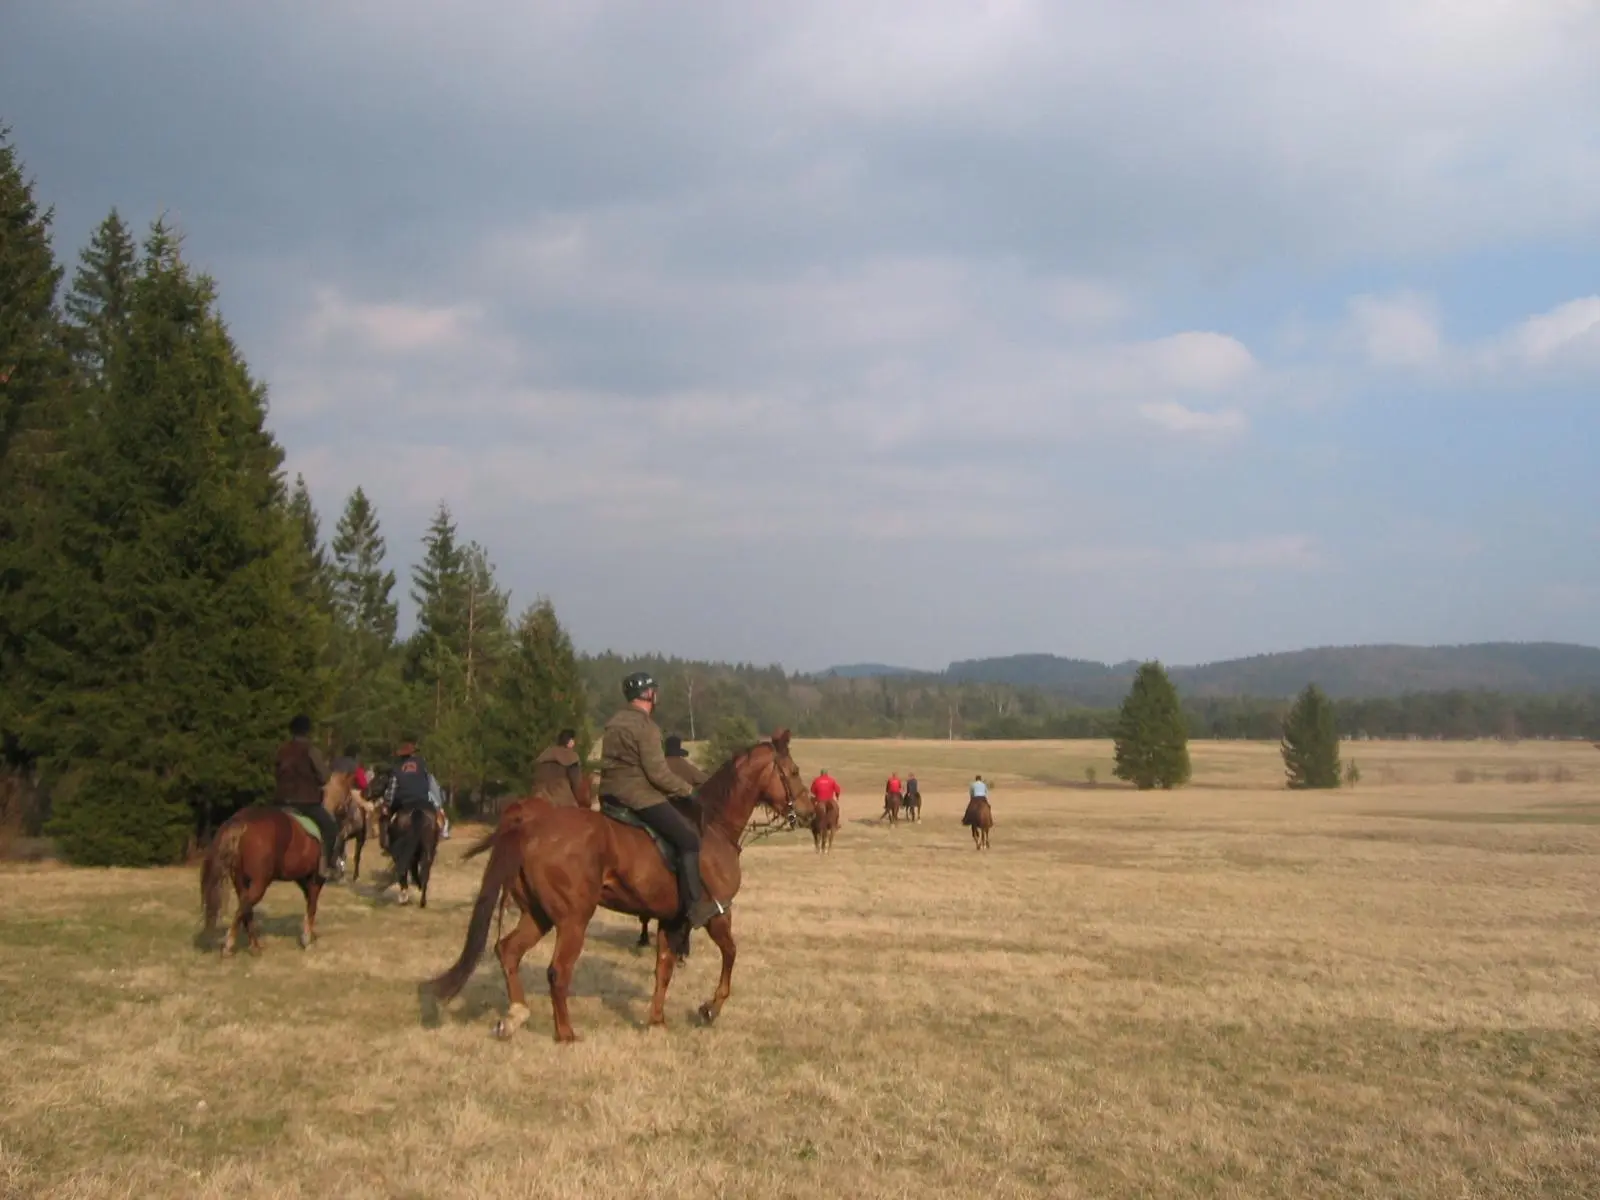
[632,800,701,856]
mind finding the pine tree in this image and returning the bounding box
[697,713,760,772]
[1281,683,1341,789]
[64,208,138,389]
[38,221,320,863]
[0,127,72,767]
[287,474,333,609]
[407,501,467,698]
[1112,661,1191,790]
[330,486,398,644]
[487,598,588,786]
[326,487,402,756]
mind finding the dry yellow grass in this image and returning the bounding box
[3,738,1599,1198]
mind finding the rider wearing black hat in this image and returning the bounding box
[598,672,724,930]
[273,714,341,880]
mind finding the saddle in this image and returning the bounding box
[599,800,679,868]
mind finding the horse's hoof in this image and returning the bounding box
[554,1031,581,1044]
[698,1004,717,1026]
[492,1019,515,1040]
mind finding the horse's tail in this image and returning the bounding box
[460,795,548,862]
[201,819,247,932]
[425,821,529,1002]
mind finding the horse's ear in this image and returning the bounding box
[771,729,791,753]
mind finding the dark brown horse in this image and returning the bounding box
[881,789,902,824]
[963,795,993,849]
[387,805,441,907]
[811,796,839,852]
[200,772,357,955]
[426,732,811,1042]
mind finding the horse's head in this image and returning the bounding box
[755,729,812,825]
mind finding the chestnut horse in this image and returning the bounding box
[881,789,902,824]
[200,771,357,954]
[426,732,811,1043]
[963,795,993,849]
[812,796,839,852]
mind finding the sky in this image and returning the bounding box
[4,1,1598,672]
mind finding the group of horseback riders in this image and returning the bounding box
[271,716,446,884]
[269,669,728,935]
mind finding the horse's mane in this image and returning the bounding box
[693,741,772,823]
[320,770,354,815]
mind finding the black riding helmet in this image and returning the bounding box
[622,671,657,701]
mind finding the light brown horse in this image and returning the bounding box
[200,772,357,955]
[337,789,380,881]
[963,795,993,849]
[426,732,811,1042]
[811,796,839,852]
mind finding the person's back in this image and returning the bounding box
[389,742,433,811]
[886,773,902,796]
[532,730,584,807]
[273,715,340,880]
[811,771,841,805]
[969,775,988,800]
[905,773,919,798]
[664,734,709,790]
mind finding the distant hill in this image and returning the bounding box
[824,642,1600,701]
[821,663,933,679]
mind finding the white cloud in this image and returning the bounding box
[1507,296,1600,366]
[1138,403,1248,436]
[1347,291,1442,368]
[1186,535,1324,572]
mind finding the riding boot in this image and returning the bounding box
[677,850,724,929]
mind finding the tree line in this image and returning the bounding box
[0,131,585,865]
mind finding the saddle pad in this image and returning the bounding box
[285,809,322,841]
[599,801,676,865]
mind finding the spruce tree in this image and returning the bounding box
[38,222,320,863]
[0,127,72,766]
[326,487,402,755]
[407,502,467,696]
[697,714,760,772]
[64,208,138,390]
[1112,661,1191,790]
[487,598,588,785]
[1281,683,1341,789]
[330,486,398,644]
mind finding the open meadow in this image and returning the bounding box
[3,737,1599,1198]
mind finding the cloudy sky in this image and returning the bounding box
[5,1,1598,671]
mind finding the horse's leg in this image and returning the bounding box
[697,911,737,1026]
[299,877,322,948]
[637,917,651,948]
[222,876,245,957]
[492,907,551,1040]
[546,916,591,1043]
[646,924,680,1029]
[351,831,363,881]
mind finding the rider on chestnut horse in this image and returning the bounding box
[273,714,342,881]
[531,729,585,808]
[600,672,724,931]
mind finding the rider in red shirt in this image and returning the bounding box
[885,773,902,797]
[811,770,842,806]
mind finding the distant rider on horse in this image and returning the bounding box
[811,768,842,807]
[273,714,342,881]
[599,672,724,930]
[531,728,585,807]
[385,737,442,832]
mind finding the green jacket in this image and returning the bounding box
[598,706,694,811]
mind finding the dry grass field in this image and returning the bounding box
[3,737,1599,1198]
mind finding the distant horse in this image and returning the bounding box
[336,786,381,881]
[427,732,811,1043]
[962,795,993,850]
[387,805,441,907]
[811,796,839,852]
[200,772,358,954]
[881,789,902,824]
[902,788,922,823]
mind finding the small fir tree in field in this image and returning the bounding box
[697,714,760,774]
[1281,683,1341,789]
[1112,662,1191,790]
